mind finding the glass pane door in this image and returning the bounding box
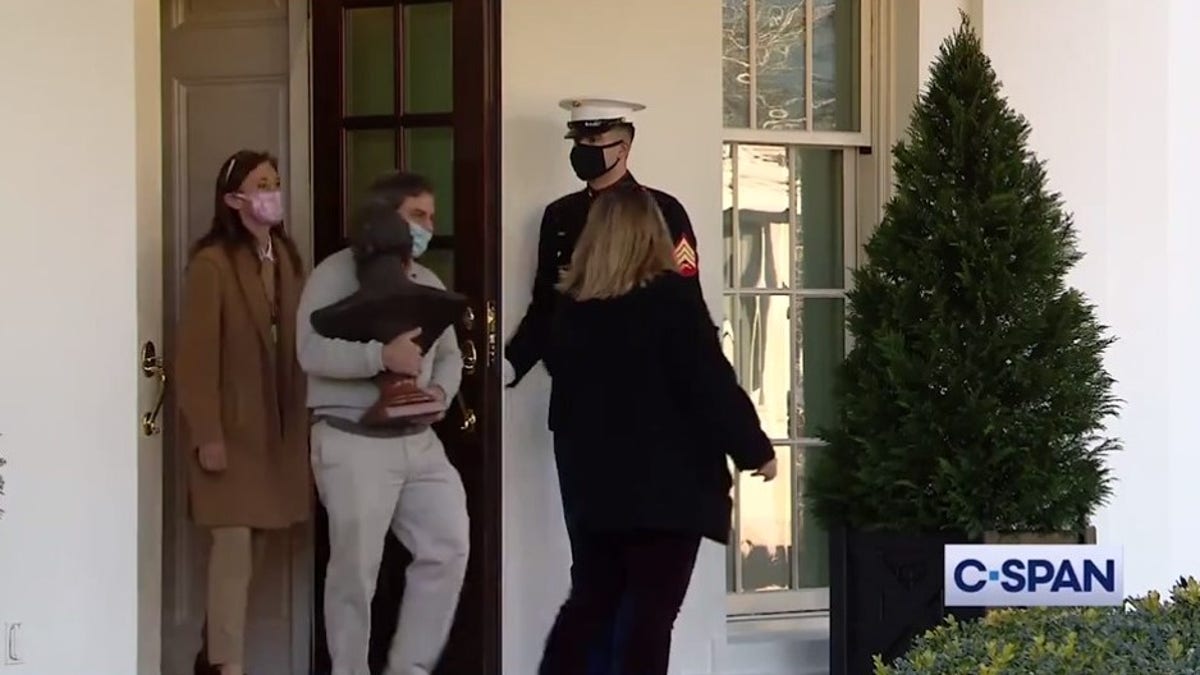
[339,1,455,290]
[312,0,502,669]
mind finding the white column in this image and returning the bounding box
[1164,0,1200,586]
[0,0,155,673]
[977,0,1177,598]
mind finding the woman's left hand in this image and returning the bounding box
[752,458,777,482]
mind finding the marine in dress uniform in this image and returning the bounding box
[505,98,708,675]
[505,98,704,387]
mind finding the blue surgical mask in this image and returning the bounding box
[409,222,433,258]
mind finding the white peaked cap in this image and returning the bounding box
[558,97,646,124]
[559,98,646,138]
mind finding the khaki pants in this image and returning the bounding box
[206,527,265,664]
[312,422,470,675]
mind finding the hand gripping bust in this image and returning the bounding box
[309,200,467,426]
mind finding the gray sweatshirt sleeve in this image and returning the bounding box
[296,253,386,379]
[412,263,464,399]
[430,322,463,400]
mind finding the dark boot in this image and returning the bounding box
[194,650,217,675]
[194,620,217,675]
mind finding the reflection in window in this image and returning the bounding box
[722,0,860,132]
[723,142,847,595]
[732,145,791,289]
[735,295,791,439]
[738,445,793,591]
[721,0,864,610]
[754,0,807,129]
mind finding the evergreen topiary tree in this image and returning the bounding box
[805,17,1120,538]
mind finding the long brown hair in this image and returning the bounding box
[190,149,303,276]
[557,187,677,300]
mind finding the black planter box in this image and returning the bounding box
[829,526,985,675]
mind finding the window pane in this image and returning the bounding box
[812,0,861,131]
[796,445,830,588]
[795,148,844,289]
[795,297,844,438]
[737,445,793,591]
[733,294,791,440]
[345,7,395,116]
[734,144,790,289]
[404,2,453,114]
[723,0,750,127]
[420,247,455,291]
[345,129,396,232]
[756,0,807,130]
[404,127,454,235]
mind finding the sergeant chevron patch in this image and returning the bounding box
[673,237,697,277]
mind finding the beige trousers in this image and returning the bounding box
[206,526,264,665]
[312,422,470,675]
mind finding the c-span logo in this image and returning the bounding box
[944,544,1123,607]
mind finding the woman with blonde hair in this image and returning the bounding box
[538,186,777,675]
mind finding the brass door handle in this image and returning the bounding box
[455,393,477,433]
[486,301,497,366]
[141,340,167,436]
[462,340,478,375]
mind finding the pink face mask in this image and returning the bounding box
[242,190,285,225]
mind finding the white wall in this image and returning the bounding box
[1164,0,1200,595]
[925,0,1200,596]
[499,1,726,673]
[0,1,153,673]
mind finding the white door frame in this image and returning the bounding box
[287,0,314,270]
[136,0,164,672]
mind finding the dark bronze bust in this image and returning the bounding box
[310,200,467,426]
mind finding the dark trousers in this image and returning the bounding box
[555,435,632,674]
[565,516,633,675]
[539,529,701,675]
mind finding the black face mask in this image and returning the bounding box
[570,141,622,182]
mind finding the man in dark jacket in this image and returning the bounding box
[504,98,704,675]
[505,98,704,387]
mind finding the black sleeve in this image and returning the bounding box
[505,205,558,386]
[665,281,775,472]
[659,196,706,304]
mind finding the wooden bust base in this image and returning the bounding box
[360,371,447,426]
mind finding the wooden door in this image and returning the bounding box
[311,1,502,672]
[160,1,310,673]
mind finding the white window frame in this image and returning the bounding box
[723,0,877,619]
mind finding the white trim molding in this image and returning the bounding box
[287,0,313,270]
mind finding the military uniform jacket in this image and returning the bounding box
[506,172,703,385]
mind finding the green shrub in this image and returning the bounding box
[804,15,1119,537]
[876,577,1200,674]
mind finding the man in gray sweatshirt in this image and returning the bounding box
[297,172,467,675]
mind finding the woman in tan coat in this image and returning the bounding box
[175,149,311,675]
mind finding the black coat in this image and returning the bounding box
[506,172,703,387]
[548,273,775,544]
